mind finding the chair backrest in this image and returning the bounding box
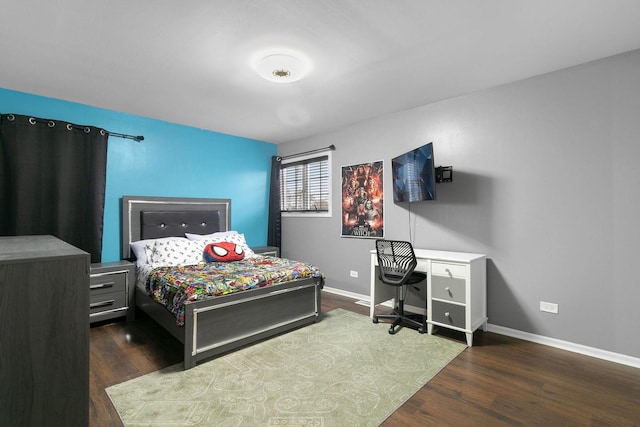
[375,240,418,285]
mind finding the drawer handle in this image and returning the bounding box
[91,281,114,290]
[445,286,452,296]
[90,299,115,309]
[444,312,451,318]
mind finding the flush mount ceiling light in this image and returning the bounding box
[251,49,311,83]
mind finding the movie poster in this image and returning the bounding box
[341,161,384,238]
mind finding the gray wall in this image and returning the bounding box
[278,49,640,359]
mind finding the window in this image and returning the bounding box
[280,153,331,217]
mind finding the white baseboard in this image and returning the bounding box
[487,324,640,369]
[322,286,368,302]
[323,286,424,313]
[322,287,640,369]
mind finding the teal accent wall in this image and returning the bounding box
[0,88,277,261]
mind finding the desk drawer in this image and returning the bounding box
[431,276,466,303]
[90,272,126,296]
[432,301,465,329]
[90,291,126,315]
[431,262,466,278]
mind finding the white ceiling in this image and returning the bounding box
[2,1,640,144]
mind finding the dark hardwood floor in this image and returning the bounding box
[90,291,640,426]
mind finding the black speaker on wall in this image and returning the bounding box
[435,166,453,183]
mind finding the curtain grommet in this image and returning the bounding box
[29,117,37,125]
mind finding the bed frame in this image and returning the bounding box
[122,195,322,369]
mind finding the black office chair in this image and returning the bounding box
[373,239,426,334]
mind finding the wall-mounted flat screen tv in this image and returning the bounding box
[391,142,436,203]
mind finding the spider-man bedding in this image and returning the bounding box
[143,256,323,326]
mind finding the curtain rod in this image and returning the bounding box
[2,114,144,142]
[105,131,145,142]
[278,144,335,161]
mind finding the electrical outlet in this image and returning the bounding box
[540,301,559,314]
[350,270,358,278]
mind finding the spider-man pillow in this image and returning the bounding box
[203,241,245,262]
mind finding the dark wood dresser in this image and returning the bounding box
[0,235,90,426]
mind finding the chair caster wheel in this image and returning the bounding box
[372,317,379,324]
[388,326,396,335]
[418,327,426,334]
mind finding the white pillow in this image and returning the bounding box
[130,237,188,265]
[150,239,207,266]
[196,232,255,258]
[185,230,240,240]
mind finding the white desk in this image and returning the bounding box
[370,248,487,346]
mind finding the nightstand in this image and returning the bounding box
[252,246,280,257]
[89,260,135,323]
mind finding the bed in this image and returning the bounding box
[121,195,323,370]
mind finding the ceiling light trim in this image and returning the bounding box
[251,49,311,83]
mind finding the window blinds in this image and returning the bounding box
[280,155,329,212]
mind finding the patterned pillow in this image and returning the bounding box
[150,239,206,266]
[185,230,240,240]
[130,237,188,265]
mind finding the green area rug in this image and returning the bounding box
[106,309,466,426]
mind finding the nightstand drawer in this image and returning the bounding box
[432,301,466,329]
[252,246,280,257]
[89,291,126,315]
[89,261,135,323]
[90,271,126,296]
[431,262,466,278]
[431,275,466,303]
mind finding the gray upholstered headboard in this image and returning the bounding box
[121,196,231,259]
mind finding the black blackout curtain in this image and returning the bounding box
[0,113,108,263]
[267,155,281,251]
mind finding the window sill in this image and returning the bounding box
[282,211,332,218]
